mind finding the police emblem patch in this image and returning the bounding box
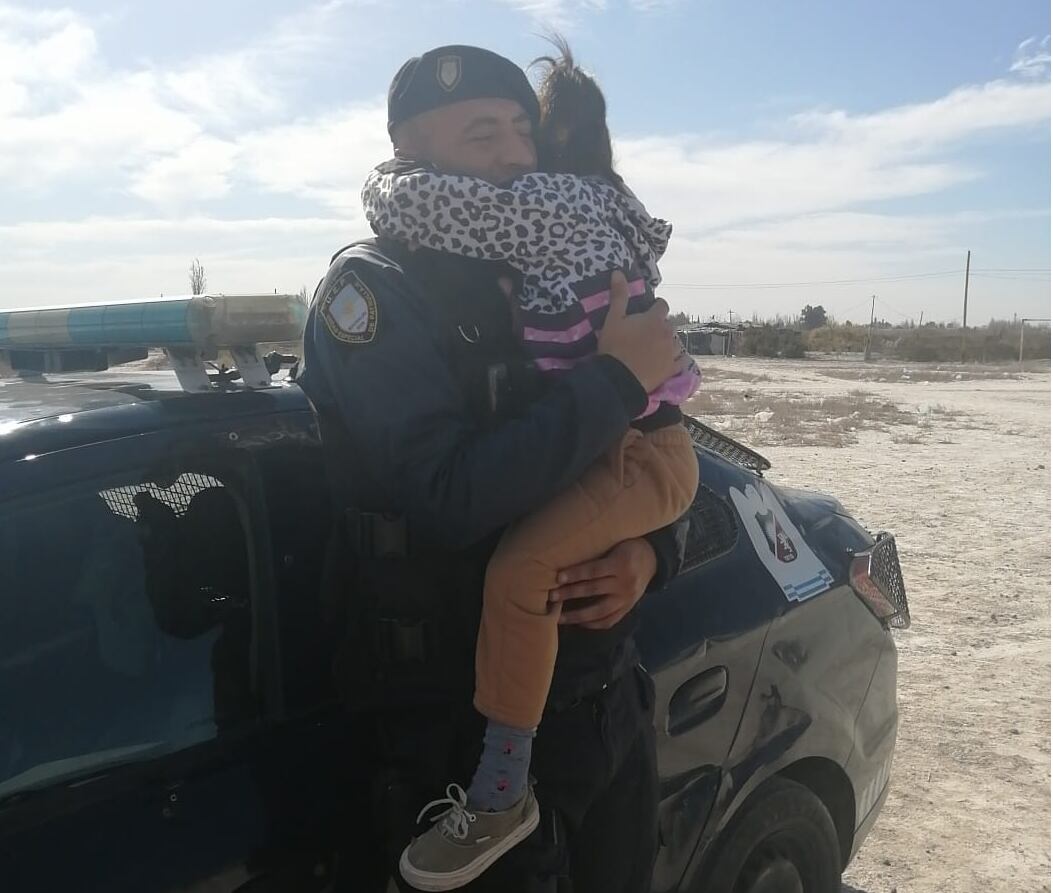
[728,483,834,603]
[436,54,462,92]
[321,271,378,344]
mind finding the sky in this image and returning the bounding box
[0,0,1050,325]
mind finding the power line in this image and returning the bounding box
[875,298,914,320]
[662,266,1052,291]
[831,297,879,319]
[972,272,1052,281]
[663,270,963,290]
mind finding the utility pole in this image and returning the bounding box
[919,310,924,327]
[960,250,971,363]
[864,294,876,362]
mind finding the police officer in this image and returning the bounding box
[299,45,688,893]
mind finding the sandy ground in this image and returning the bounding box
[685,355,1051,893]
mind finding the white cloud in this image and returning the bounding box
[159,1,355,127]
[0,252,338,309]
[656,222,1050,325]
[0,5,79,28]
[237,102,392,217]
[791,79,1050,150]
[497,0,606,26]
[497,0,676,22]
[0,8,96,118]
[1011,35,1051,79]
[0,215,350,246]
[619,135,975,235]
[129,137,241,206]
[0,71,203,187]
[0,215,366,307]
[617,77,1049,236]
[0,2,363,197]
[628,0,679,10]
[712,211,958,250]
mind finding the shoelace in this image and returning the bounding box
[416,783,478,841]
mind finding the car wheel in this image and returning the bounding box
[700,777,842,893]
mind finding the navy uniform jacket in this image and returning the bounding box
[298,238,687,699]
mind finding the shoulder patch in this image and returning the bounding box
[321,270,379,344]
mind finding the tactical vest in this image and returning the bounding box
[321,240,635,717]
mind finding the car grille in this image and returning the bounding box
[684,415,771,473]
[870,534,910,629]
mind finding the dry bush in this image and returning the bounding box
[891,432,927,445]
[818,365,1026,384]
[685,388,915,447]
[692,365,773,384]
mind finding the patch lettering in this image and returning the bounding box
[322,271,378,344]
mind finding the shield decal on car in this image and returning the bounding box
[436,55,462,92]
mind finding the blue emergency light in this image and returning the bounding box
[0,293,307,392]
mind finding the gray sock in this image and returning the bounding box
[466,720,534,813]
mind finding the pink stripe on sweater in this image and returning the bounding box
[522,317,594,343]
[580,277,648,313]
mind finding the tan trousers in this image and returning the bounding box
[474,424,699,729]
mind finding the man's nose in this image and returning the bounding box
[499,134,537,176]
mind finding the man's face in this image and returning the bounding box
[396,98,537,185]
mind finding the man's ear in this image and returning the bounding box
[391,119,425,159]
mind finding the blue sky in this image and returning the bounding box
[1,0,1049,323]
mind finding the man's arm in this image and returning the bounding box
[645,511,691,591]
[301,252,647,549]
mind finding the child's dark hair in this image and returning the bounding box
[532,35,625,190]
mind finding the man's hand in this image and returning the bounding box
[597,271,680,393]
[550,538,658,630]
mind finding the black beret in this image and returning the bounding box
[387,45,540,134]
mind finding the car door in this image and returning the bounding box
[637,454,784,893]
[0,417,336,893]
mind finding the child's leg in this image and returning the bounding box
[398,426,699,890]
[465,719,534,812]
[470,425,699,808]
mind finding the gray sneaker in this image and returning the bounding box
[398,783,540,891]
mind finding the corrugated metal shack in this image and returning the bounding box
[677,322,745,356]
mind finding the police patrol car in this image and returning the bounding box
[0,295,908,893]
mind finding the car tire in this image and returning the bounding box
[699,777,842,893]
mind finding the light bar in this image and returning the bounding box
[0,294,308,392]
[0,293,306,352]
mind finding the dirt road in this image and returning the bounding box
[686,356,1051,893]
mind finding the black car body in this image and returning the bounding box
[0,366,907,893]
